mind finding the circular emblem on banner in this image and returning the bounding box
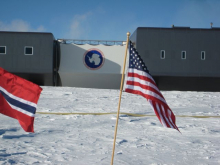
[83,48,105,70]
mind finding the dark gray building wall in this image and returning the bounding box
[130,29,137,45]
[131,27,220,91]
[0,31,55,86]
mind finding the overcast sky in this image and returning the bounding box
[0,0,220,40]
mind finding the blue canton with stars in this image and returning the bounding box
[129,41,150,74]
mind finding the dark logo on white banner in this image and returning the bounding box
[83,49,105,70]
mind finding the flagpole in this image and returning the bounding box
[111,32,130,165]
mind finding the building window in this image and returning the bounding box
[24,46,33,55]
[0,46,6,54]
[160,50,165,59]
[181,51,186,59]
[201,51,205,60]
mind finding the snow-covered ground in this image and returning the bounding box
[0,86,220,165]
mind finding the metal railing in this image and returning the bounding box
[57,39,126,46]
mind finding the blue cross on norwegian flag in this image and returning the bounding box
[0,67,42,132]
[125,41,179,131]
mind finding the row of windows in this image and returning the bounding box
[160,50,206,60]
[0,46,207,60]
[0,46,33,55]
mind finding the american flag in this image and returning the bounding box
[125,41,179,131]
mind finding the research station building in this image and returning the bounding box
[1,26,220,91]
[0,31,56,86]
[130,27,220,91]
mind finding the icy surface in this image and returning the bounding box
[0,87,220,165]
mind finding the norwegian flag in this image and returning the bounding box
[0,67,42,132]
[125,41,179,131]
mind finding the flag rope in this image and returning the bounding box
[36,112,220,118]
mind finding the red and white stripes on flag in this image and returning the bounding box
[0,67,42,132]
[125,41,179,131]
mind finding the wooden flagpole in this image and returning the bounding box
[111,32,130,165]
